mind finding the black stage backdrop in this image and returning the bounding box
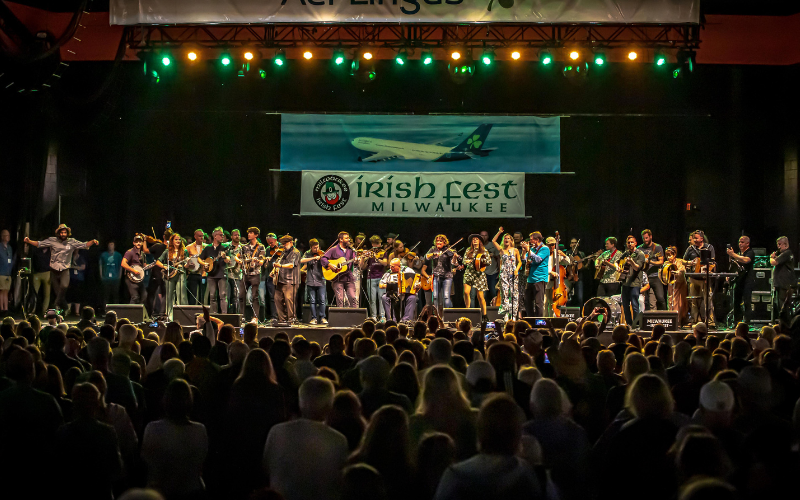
[1,61,797,259]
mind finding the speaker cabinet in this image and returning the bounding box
[328,307,368,328]
[443,308,482,325]
[173,305,205,327]
[105,304,145,323]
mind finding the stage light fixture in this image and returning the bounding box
[448,52,475,84]
[161,56,171,66]
[351,58,377,83]
[273,50,286,66]
[363,50,374,60]
[303,50,313,60]
[422,52,433,65]
[627,50,638,61]
[511,50,521,60]
[244,51,254,61]
[568,50,580,61]
[187,51,198,61]
[221,54,232,66]
[481,49,494,66]
[563,61,589,83]
[451,50,461,61]
[540,51,553,65]
[655,51,667,67]
[395,51,408,66]
[593,52,606,66]
[259,69,267,79]
[677,49,695,74]
[333,50,346,66]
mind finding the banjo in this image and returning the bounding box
[127,262,159,283]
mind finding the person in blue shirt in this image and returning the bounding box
[0,229,14,313]
[521,231,550,317]
[100,241,122,309]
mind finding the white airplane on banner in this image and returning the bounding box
[351,124,496,162]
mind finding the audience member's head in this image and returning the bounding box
[299,376,336,421]
[477,393,525,456]
[626,373,673,419]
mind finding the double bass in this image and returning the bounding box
[550,231,568,317]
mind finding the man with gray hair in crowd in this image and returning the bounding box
[113,324,147,377]
[263,376,348,500]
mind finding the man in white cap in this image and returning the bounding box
[25,224,98,315]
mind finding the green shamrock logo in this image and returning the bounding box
[467,134,482,149]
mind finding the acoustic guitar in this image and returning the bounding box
[322,256,360,281]
[199,251,227,273]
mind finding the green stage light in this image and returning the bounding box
[593,52,606,66]
[273,50,286,67]
[541,52,553,65]
[421,52,433,65]
[161,56,171,66]
[221,55,231,66]
[655,51,667,67]
[259,69,267,79]
[395,51,407,66]
[481,49,494,66]
[333,50,345,65]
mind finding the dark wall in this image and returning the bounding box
[1,60,797,257]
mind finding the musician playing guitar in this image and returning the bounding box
[198,227,230,314]
[727,235,755,326]
[379,258,421,322]
[272,235,302,324]
[302,238,328,325]
[594,237,622,297]
[156,232,186,320]
[682,230,716,325]
[226,229,246,316]
[620,235,646,327]
[241,227,266,323]
[321,231,360,308]
[637,229,666,311]
[121,235,147,305]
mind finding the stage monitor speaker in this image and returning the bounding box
[524,316,570,329]
[637,311,679,331]
[328,307,368,328]
[302,304,312,323]
[215,313,242,327]
[173,305,205,327]
[106,304,145,323]
[486,306,502,322]
[751,292,772,321]
[558,306,581,321]
[443,308,481,325]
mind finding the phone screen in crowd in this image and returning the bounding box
[535,319,547,327]
[149,322,158,328]
[544,353,550,364]
[485,321,495,330]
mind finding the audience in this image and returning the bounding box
[1,307,798,500]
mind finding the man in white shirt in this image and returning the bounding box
[263,377,348,500]
[379,258,421,322]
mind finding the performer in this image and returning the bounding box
[143,233,167,317]
[156,233,186,320]
[301,238,327,324]
[565,237,586,307]
[185,229,206,305]
[379,258,421,322]
[460,234,491,320]
[490,227,521,321]
[638,229,666,310]
[362,235,387,321]
[262,232,280,320]
[0,230,16,313]
[273,234,302,323]
[683,230,716,325]
[663,247,688,326]
[24,224,98,314]
[521,232,549,317]
[727,235,755,325]
[199,227,230,314]
[770,236,796,319]
[544,237,571,317]
[241,227,266,323]
[620,235,646,326]
[388,240,420,270]
[321,231,359,308]
[226,229,246,315]
[352,233,367,307]
[120,235,147,305]
[595,237,622,297]
[425,234,458,314]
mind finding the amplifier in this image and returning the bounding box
[751,291,772,321]
[105,304,145,323]
[443,308,482,325]
[486,306,502,322]
[754,268,771,293]
[215,313,242,327]
[328,307,367,328]
[638,311,679,332]
[524,317,571,329]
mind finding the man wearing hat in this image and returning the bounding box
[241,227,266,323]
[120,234,148,305]
[25,224,98,315]
[273,235,302,323]
[199,227,231,314]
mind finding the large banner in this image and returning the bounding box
[282,114,560,173]
[300,170,524,218]
[110,0,700,25]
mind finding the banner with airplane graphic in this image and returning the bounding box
[300,170,525,218]
[281,114,560,173]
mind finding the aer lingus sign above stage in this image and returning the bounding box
[110,0,699,25]
[301,171,525,218]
